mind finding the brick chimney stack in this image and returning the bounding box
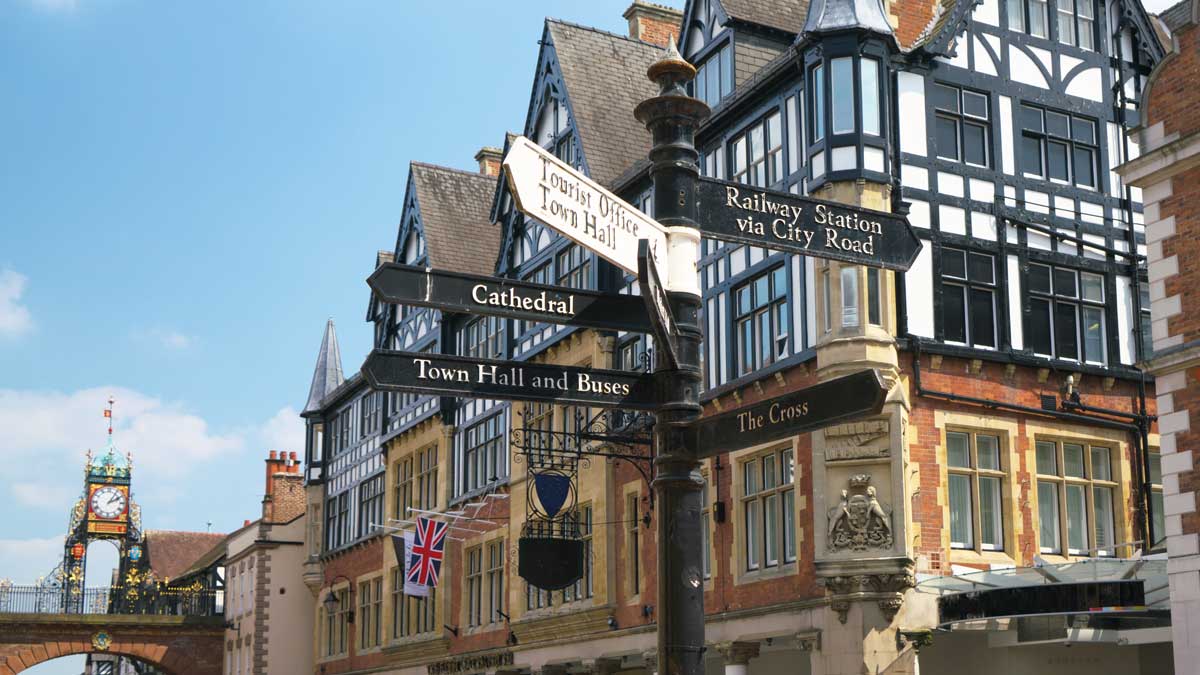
[623,1,682,47]
[262,450,305,523]
[475,147,503,176]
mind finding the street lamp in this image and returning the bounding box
[322,574,354,624]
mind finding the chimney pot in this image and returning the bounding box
[623,1,682,47]
[244,519,251,527]
[289,451,298,461]
[474,147,503,177]
[269,450,278,460]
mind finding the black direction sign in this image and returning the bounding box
[695,177,922,271]
[692,369,888,458]
[362,350,658,410]
[637,239,679,369]
[369,263,653,334]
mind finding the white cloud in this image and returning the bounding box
[0,269,33,338]
[11,482,76,510]
[132,327,197,351]
[0,535,66,585]
[258,406,305,457]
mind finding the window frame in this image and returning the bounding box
[931,83,991,168]
[1035,439,1120,556]
[740,446,797,572]
[946,430,1007,552]
[1026,263,1107,364]
[732,265,790,377]
[1019,104,1100,189]
[939,247,999,349]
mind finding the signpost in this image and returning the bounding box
[368,262,654,334]
[692,370,888,457]
[636,239,679,369]
[502,136,671,286]
[362,350,658,410]
[694,176,922,271]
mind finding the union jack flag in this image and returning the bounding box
[406,516,448,588]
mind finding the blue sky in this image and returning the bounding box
[0,1,675,672]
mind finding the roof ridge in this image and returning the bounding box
[410,161,495,180]
[546,16,665,50]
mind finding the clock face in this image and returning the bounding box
[90,486,127,520]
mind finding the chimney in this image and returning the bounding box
[264,450,285,497]
[623,1,682,47]
[475,147,503,177]
[376,250,395,269]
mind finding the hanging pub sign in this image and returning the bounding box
[368,262,654,334]
[362,350,658,409]
[502,136,671,286]
[692,369,889,458]
[637,239,679,368]
[694,177,922,272]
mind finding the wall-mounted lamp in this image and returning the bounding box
[444,624,459,637]
[322,574,355,624]
[607,616,619,630]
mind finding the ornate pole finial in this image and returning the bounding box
[104,396,115,437]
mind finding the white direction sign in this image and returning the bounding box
[503,136,669,284]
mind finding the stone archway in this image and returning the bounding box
[0,614,223,675]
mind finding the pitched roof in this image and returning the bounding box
[720,0,810,34]
[911,0,981,53]
[143,530,227,581]
[410,162,500,276]
[1160,0,1193,31]
[546,19,664,187]
[303,318,344,415]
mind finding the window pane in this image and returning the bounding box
[978,435,1001,470]
[963,91,988,118]
[947,432,971,467]
[1082,306,1104,362]
[980,476,1003,549]
[1036,441,1058,474]
[943,285,967,343]
[1064,444,1086,477]
[1066,484,1088,552]
[1029,264,1051,294]
[933,84,960,112]
[1021,105,1045,131]
[1093,486,1114,555]
[841,266,859,327]
[964,123,987,166]
[1081,273,1104,301]
[1030,0,1049,36]
[746,499,760,569]
[1038,481,1060,552]
[949,473,974,548]
[707,53,721,105]
[1072,117,1095,143]
[1007,0,1026,30]
[968,253,995,283]
[1091,447,1112,481]
[764,494,779,565]
[1048,141,1069,180]
[1053,268,1077,297]
[1021,135,1043,175]
[1057,0,1076,45]
[1073,147,1095,186]
[1055,301,1079,359]
[782,449,795,482]
[1151,491,1165,547]
[1029,298,1053,355]
[812,65,825,141]
[763,454,777,489]
[868,267,881,325]
[1149,452,1162,484]
[744,459,760,494]
[1046,111,1070,137]
[936,116,960,160]
[862,58,880,135]
[970,288,997,348]
[942,248,967,278]
[783,489,796,561]
[721,45,733,98]
[831,58,855,134]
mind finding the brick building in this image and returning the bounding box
[299,0,1178,673]
[1116,1,1200,671]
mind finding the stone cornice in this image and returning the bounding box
[1143,339,1200,376]
[1115,129,1200,187]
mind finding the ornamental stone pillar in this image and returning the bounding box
[714,641,759,675]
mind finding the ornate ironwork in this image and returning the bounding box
[0,583,221,616]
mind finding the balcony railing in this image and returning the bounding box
[0,583,222,617]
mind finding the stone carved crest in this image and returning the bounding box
[827,474,893,552]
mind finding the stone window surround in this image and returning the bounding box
[728,438,802,587]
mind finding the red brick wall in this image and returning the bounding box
[1158,163,1200,346]
[893,0,940,49]
[0,623,222,675]
[1147,17,1200,143]
[319,539,386,675]
[624,3,682,48]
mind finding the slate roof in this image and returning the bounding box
[303,318,344,415]
[721,0,810,34]
[143,530,227,581]
[1160,0,1193,31]
[410,162,500,277]
[803,0,893,36]
[546,19,664,187]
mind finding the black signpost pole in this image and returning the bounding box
[634,42,710,675]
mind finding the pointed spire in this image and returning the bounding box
[303,318,344,415]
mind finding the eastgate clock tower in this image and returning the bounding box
[58,398,149,612]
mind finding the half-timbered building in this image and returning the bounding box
[298,0,1180,672]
